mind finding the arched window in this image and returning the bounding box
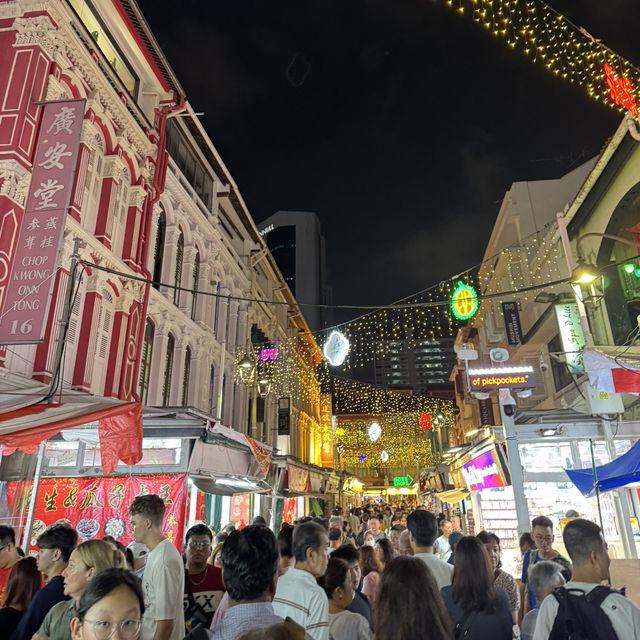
[138,319,155,404]
[181,346,191,406]
[162,333,175,406]
[152,208,166,289]
[173,230,184,306]
[191,251,200,320]
[111,169,129,259]
[208,364,216,415]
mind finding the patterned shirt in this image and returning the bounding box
[210,601,285,640]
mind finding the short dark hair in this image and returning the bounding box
[406,510,438,547]
[0,525,16,546]
[329,527,342,542]
[221,525,279,601]
[562,518,604,566]
[186,523,213,544]
[331,544,359,565]
[390,525,405,533]
[76,568,144,623]
[277,525,294,559]
[37,523,77,562]
[319,557,350,600]
[519,532,535,549]
[476,531,500,547]
[128,494,165,528]
[252,516,267,526]
[532,515,553,530]
[292,521,327,562]
[369,514,380,522]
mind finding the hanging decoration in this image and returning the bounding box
[451,281,479,320]
[436,0,640,117]
[380,450,389,463]
[368,421,382,442]
[323,330,350,366]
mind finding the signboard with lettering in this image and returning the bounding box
[393,474,414,487]
[0,100,85,344]
[6,473,187,552]
[467,366,535,390]
[462,448,509,491]
[554,303,586,373]
[501,301,523,345]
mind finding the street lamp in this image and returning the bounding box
[571,261,599,285]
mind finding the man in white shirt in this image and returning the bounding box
[273,521,329,640]
[406,510,453,589]
[533,518,640,640]
[434,519,453,561]
[129,494,185,640]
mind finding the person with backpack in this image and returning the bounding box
[532,518,640,640]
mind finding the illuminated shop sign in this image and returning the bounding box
[462,448,509,491]
[554,303,585,373]
[467,366,535,390]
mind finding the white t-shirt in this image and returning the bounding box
[329,610,372,640]
[532,581,640,640]
[414,552,454,590]
[434,535,452,561]
[141,538,185,640]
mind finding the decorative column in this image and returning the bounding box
[147,315,169,405]
[105,283,134,398]
[162,226,181,302]
[122,185,147,268]
[227,299,239,353]
[94,155,124,248]
[181,243,198,315]
[170,339,187,406]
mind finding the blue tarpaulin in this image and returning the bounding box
[565,440,640,497]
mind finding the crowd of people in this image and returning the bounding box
[0,498,638,640]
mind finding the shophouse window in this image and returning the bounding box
[181,346,191,406]
[173,230,184,306]
[138,319,155,404]
[191,251,200,320]
[162,333,175,406]
[92,288,114,393]
[152,209,166,289]
[82,135,104,232]
[111,171,129,258]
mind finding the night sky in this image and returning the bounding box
[138,0,640,317]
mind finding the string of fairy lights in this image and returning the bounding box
[437,0,640,116]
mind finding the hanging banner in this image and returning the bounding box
[246,436,271,478]
[282,497,298,525]
[5,473,187,552]
[501,301,523,345]
[229,494,250,528]
[0,99,85,344]
[554,302,586,373]
[287,464,311,493]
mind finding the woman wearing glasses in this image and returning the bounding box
[70,568,144,640]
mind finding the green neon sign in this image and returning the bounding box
[393,474,414,487]
[451,281,478,321]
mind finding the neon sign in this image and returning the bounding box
[467,365,535,390]
[603,62,638,116]
[259,348,278,361]
[393,474,414,487]
[462,448,508,491]
[323,330,350,366]
[420,413,432,431]
[451,281,478,321]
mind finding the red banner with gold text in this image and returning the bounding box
[6,474,187,552]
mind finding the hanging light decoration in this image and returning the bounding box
[323,330,350,366]
[368,421,382,442]
[380,450,389,463]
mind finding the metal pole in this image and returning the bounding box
[21,440,47,549]
[47,237,82,399]
[217,340,225,423]
[498,401,530,535]
[589,439,605,534]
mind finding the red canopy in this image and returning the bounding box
[0,400,143,475]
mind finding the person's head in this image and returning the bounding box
[388,525,403,552]
[441,520,453,537]
[329,516,343,531]
[37,523,78,577]
[102,537,128,570]
[519,532,536,555]
[398,529,413,555]
[331,544,361,591]
[476,531,501,570]
[185,523,213,569]
[375,538,395,567]
[292,521,328,578]
[210,541,225,568]
[0,525,20,569]
[63,539,117,601]
[563,518,609,581]
[400,512,407,527]
[237,620,306,640]
[128,495,165,545]
[359,544,382,577]
[451,515,461,531]
[368,515,381,534]
[215,530,229,545]
[319,557,354,610]
[565,509,580,519]
[528,560,565,604]
[221,525,279,603]
[448,531,464,557]
[363,531,375,546]
[406,510,438,550]
[531,515,554,554]
[252,516,267,526]
[70,568,144,640]
[277,524,295,575]
[329,527,342,549]
[4,556,41,612]
[374,556,452,640]
[126,542,147,572]
[452,536,497,613]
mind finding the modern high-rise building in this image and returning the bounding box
[373,337,457,395]
[259,211,331,333]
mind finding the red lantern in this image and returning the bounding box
[420,413,432,431]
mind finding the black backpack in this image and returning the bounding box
[549,586,619,640]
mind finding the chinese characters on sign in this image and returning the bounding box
[6,474,187,552]
[0,100,85,344]
[554,303,586,373]
[420,413,432,431]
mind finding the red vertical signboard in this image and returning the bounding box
[0,99,85,344]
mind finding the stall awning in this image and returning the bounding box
[0,392,143,475]
[435,488,470,504]
[585,347,640,395]
[565,440,640,497]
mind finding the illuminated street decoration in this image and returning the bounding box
[380,450,389,462]
[393,474,414,487]
[323,330,350,366]
[420,413,432,431]
[368,421,382,442]
[259,347,278,361]
[604,63,638,116]
[468,365,535,391]
[451,281,478,320]
[358,453,367,462]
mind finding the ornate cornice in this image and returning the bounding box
[0,159,31,207]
